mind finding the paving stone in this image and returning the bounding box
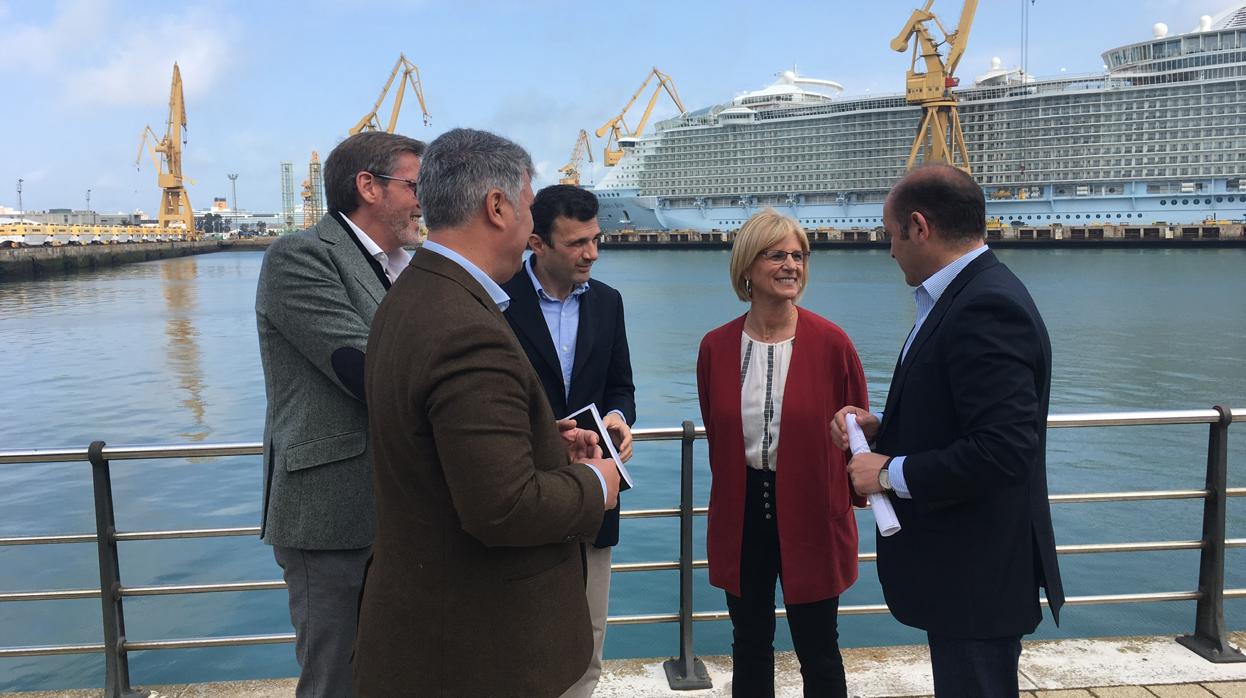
[1091,687,1157,697]
[1147,685,1217,697]
[1033,691,1096,697]
[1205,681,1246,698]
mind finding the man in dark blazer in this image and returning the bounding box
[833,165,1064,696]
[501,184,636,698]
[255,131,424,698]
[355,128,622,697]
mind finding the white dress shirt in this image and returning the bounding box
[340,213,412,284]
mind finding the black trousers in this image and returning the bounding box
[725,468,847,698]
[927,632,1023,697]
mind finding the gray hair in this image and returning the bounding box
[417,128,535,231]
[323,131,426,214]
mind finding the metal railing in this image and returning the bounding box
[1,406,1244,695]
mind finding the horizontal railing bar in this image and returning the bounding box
[8,545,1240,602]
[27,588,1241,654]
[1047,410,1221,428]
[114,527,259,542]
[121,581,285,597]
[619,507,707,519]
[0,643,105,657]
[619,508,678,519]
[1049,489,1207,503]
[2,408,1241,466]
[688,590,1226,623]
[1059,591,1201,605]
[0,533,96,546]
[124,633,294,651]
[1056,540,1203,554]
[613,560,709,573]
[0,589,100,602]
[608,612,680,625]
[632,428,703,442]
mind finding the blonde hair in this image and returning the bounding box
[728,208,811,302]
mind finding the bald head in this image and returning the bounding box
[886,165,985,244]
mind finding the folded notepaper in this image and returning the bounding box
[846,414,901,537]
[565,403,633,492]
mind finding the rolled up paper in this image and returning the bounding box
[846,413,901,537]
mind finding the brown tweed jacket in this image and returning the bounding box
[354,247,604,697]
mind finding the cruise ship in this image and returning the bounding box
[592,3,1246,232]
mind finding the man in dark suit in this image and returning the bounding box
[832,165,1064,696]
[501,184,636,698]
[255,131,424,698]
[355,128,622,696]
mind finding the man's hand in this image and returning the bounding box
[601,412,634,463]
[557,418,602,461]
[831,406,878,451]
[847,452,890,496]
[583,457,620,509]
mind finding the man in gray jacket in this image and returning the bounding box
[255,130,424,697]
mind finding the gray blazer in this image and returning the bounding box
[255,213,388,550]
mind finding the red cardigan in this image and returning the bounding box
[696,308,868,605]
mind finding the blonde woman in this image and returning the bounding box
[696,208,868,697]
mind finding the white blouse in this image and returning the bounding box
[739,333,794,471]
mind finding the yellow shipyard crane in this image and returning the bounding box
[596,67,686,167]
[558,130,594,186]
[349,53,431,135]
[891,0,978,172]
[135,63,195,234]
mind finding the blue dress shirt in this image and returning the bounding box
[889,245,990,499]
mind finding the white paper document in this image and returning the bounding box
[846,414,901,537]
[564,403,634,491]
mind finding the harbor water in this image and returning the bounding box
[1,247,1244,691]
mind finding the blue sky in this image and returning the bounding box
[0,0,1228,215]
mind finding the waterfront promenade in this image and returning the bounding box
[5,633,1244,697]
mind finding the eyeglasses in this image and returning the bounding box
[370,172,418,195]
[758,249,809,265]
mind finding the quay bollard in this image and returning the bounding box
[88,441,151,697]
[663,420,712,689]
[1176,405,1246,663]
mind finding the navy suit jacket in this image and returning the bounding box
[874,249,1065,638]
[502,267,637,548]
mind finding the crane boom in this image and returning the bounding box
[595,67,686,167]
[349,53,431,135]
[135,64,194,235]
[558,130,594,186]
[891,0,978,173]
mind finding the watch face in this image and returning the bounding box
[878,468,891,491]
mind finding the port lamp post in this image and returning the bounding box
[227,173,239,232]
[16,178,23,220]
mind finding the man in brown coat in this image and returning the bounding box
[355,128,621,697]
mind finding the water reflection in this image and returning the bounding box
[161,258,209,441]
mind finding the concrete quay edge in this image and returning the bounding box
[4,632,1245,697]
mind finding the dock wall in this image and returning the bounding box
[0,241,225,282]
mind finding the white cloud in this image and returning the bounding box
[0,1,239,107]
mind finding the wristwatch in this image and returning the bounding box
[878,457,895,492]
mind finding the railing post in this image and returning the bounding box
[664,421,712,689]
[88,441,149,697]
[1176,406,1245,663]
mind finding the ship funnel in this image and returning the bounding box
[1153,22,1168,38]
[1199,15,1212,31]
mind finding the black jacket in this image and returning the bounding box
[874,249,1064,638]
[502,266,637,547]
